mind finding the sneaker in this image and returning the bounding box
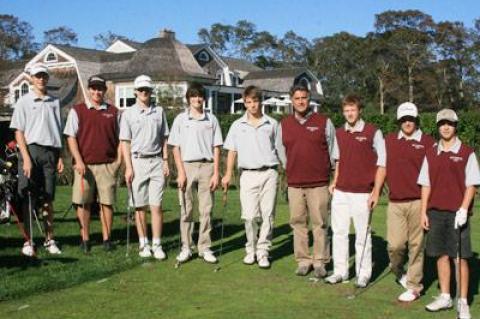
[152,244,166,260]
[457,299,471,319]
[398,289,420,302]
[258,256,270,269]
[396,274,408,289]
[295,265,312,276]
[355,276,370,288]
[243,253,256,265]
[139,244,152,258]
[103,240,115,252]
[313,265,327,279]
[325,273,347,284]
[79,240,91,254]
[425,295,453,312]
[176,248,192,263]
[199,250,217,264]
[44,240,62,254]
[21,241,35,257]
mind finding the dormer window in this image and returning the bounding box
[21,82,29,96]
[44,51,58,63]
[198,51,210,63]
[298,76,311,90]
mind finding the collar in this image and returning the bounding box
[240,113,270,126]
[398,129,422,142]
[86,101,108,110]
[437,137,462,155]
[186,108,208,121]
[133,103,156,114]
[294,109,313,123]
[344,119,365,133]
[30,91,54,102]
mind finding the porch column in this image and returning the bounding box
[230,93,235,114]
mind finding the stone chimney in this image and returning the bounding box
[159,29,175,40]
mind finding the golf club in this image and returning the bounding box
[174,188,186,269]
[346,269,391,300]
[213,189,228,273]
[126,184,133,257]
[455,227,461,319]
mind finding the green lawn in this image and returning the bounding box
[0,186,479,319]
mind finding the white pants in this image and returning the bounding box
[239,169,278,258]
[331,189,372,279]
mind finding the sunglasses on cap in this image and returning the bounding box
[136,87,152,93]
[33,72,49,79]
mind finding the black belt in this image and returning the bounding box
[132,152,161,159]
[242,165,278,172]
[185,159,213,163]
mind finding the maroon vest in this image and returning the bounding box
[385,132,435,202]
[426,143,473,212]
[336,123,377,193]
[281,113,331,187]
[74,103,119,164]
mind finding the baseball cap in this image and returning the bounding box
[134,75,153,89]
[88,75,106,88]
[436,108,458,123]
[397,102,418,120]
[28,63,49,76]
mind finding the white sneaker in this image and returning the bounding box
[199,250,217,264]
[176,248,192,263]
[258,256,270,269]
[139,244,152,258]
[44,240,62,254]
[325,274,347,284]
[355,277,370,288]
[457,299,471,319]
[21,241,35,257]
[425,295,453,312]
[243,253,255,265]
[398,289,420,302]
[152,244,166,260]
[396,274,408,289]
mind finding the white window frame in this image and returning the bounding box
[198,51,210,63]
[44,51,58,63]
[20,81,30,96]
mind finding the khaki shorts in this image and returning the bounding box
[72,162,120,205]
[130,157,165,207]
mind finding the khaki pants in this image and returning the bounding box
[72,162,119,205]
[179,162,214,253]
[288,186,330,267]
[239,169,277,258]
[387,200,424,292]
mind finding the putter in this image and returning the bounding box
[174,188,187,269]
[28,191,44,237]
[213,189,228,273]
[79,177,87,244]
[346,210,373,299]
[346,269,391,300]
[455,227,461,319]
[125,185,133,257]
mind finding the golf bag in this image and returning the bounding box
[0,141,19,224]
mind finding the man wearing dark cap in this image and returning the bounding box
[10,63,64,256]
[418,108,480,319]
[64,75,121,253]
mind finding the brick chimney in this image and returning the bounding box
[159,29,175,40]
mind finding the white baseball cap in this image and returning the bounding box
[28,63,49,76]
[436,108,458,123]
[134,75,153,89]
[397,102,418,120]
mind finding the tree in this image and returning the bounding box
[43,26,78,46]
[197,23,235,56]
[278,31,312,65]
[93,31,132,49]
[0,14,38,60]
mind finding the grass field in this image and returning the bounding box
[0,186,479,319]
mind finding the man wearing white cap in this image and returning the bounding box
[418,109,480,318]
[120,75,170,260]
[10,63,64,256]
[381,102,434,302]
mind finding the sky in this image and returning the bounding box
[1,0,479,48]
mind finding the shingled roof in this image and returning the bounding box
[221,57,262,73]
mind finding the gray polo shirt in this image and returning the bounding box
[10,91,63,148]
[418,138,480,187]
[63,102,121,137]
[168,109,223,162]
[275,112,338,168]
[119,104,169,155]
[332,119,386,167]
[224,113,280,169]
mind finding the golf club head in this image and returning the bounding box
[214,266,221,272]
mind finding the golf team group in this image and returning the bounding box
[8,62,480,318]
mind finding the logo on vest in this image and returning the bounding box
[306,126,319,132]
[102,113,114,119]
[412,144,425,150]
[355,136,367,142]
[449,156,463,163]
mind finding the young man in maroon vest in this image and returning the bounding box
[418,109,479,318]
[64,75,121,253]
[326,94,385,288]
[276,85,337,277]
[381,102,435,302]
